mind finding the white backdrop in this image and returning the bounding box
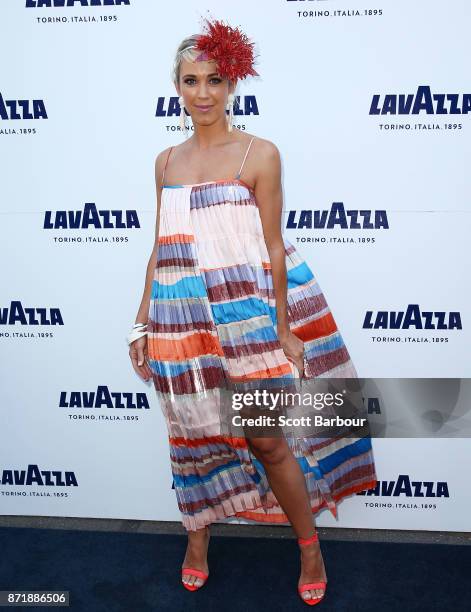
[1,0,470,531]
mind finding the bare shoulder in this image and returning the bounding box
[251,136,281,184]
[253,135,280,154]
[154,146,176,188]
[252,136,281,167]
[154,146,172,174]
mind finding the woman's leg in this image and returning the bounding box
[181,525,210,588]
[246,436,327,602]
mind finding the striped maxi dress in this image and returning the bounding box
[147,136,378,531]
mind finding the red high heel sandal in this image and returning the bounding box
[181,568,209,591]
[181,526,210,591]
[297,531,327,606]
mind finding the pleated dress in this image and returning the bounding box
[147,137,378,531]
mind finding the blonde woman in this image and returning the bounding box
[128,18,377,606]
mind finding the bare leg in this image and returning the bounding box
[181,525,210,588]
[247,436,327,602]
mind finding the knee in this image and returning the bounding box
[247,438,287,465]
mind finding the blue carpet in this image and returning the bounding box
[0,526,469,611]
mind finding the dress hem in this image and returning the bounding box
[180,477,378,532]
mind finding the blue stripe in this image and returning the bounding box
[149,355,221,377]
[157,242,195,260]
[317,437,373,473]
[305,332,346,357]
[149,301,213,324]
[252,455,322,483]
[210,297,269,324]
[239,323,279,344]
[173,460,243,487]
[172,440,373,490]
[204,263,272,290]
[151,276,207,299]
[287,261,315,288]
[299,456,323,480]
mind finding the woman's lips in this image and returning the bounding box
[194,105,213,112]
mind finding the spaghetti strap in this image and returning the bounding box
[161,146,174,186]
[235,137,256,180]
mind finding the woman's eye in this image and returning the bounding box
[183,78,222,85]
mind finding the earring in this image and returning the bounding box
[226,93,235,132]
[178,96,188,136]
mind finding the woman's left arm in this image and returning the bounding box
[254,140,305,376]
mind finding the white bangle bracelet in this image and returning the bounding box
[127,324,148,346]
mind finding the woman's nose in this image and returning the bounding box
[196,83,209,98]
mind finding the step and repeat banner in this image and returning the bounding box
[1,1,470,531]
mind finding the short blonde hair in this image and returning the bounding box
[172,35,201,86]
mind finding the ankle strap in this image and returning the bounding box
[298,532,318,546]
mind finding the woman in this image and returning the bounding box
[128,18,377,606]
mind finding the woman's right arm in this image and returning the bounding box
[128,148,170,380]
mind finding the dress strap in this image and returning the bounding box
[235,136,255,180]
[161,146,174,186]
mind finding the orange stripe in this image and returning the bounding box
[150,332,224,361]
[234,509,292,524]
[158,233,194,245]
[332,478,378,502]
[233,479,378,523]
[292,312,338,343]
[228,361,293,381]
[169,435,249,449]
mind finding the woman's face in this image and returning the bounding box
[176,57,235,126]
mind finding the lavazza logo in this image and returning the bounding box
[43,202,140,243]
[0,92,47,120]
[358,474,449,510]
[0,92,47,135]
[0,464,78,494]
[156,95,259,132]
[25,0,131,24]
[285,202,388,243]
[1,301,64,333]
[60,385,150,420]
[370,85,470,131]
[363,304,462,344]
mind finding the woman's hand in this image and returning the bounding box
[129,335,153,381]
[278,329,305,378]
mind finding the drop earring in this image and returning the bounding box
[178,95,188,136]
[226,93,235,132]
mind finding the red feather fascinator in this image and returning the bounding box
[194,17,259,81]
